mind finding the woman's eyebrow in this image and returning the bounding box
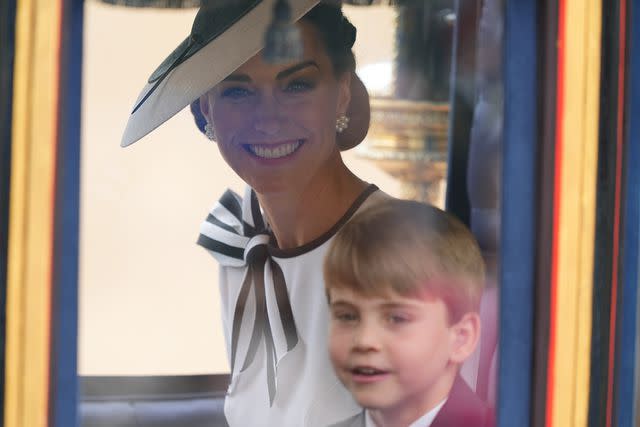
[276,60,319,80]
[222,61,320,83]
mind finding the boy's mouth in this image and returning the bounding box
[349,365,391,383]
[351,366,387,376]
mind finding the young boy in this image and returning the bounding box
[324,200,494,427]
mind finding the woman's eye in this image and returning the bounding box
[284,79,315,93]
[220,87,254,100]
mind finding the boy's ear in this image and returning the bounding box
[449,312,481,364]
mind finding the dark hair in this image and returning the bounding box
[302,2,357,75]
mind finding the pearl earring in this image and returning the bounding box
[204,123,215,141]
[335,114,349,133]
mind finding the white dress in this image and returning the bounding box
[198,184,386,427]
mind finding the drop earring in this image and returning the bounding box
[204,122,216,141]
[335,114,349,133]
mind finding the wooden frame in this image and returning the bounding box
[2,0,640,426]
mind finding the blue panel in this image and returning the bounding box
[498,0,537,426]
[0,1,17,422]
[615,1,640,426]
[50,1,83,426]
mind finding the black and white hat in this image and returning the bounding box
[121,0,322,147]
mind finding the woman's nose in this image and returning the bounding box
[253,116,282,136]
[252,93,283,136]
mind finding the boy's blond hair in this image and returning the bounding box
[324,199,486,323]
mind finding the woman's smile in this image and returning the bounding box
[198,19,354,196]
[243,139,305,160]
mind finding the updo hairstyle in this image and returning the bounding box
[302,2,357,76]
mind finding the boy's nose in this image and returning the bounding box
[352,322,379,352]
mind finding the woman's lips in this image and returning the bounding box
[244,140,304,159]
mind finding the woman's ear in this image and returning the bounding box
[336,71,352,116]
[336,72,370,151]
[199,93,211,118]
[449,312,481,364]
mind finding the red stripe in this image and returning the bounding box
[547,0,566,425]
[605,1,627,426]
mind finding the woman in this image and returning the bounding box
[123,2,389,426]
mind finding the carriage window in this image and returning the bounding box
[79,0,503,408]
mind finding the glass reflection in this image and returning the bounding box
[79,1,503,426]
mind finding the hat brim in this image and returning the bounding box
[121,0,320,147]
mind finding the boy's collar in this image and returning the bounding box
[364,397,447,427]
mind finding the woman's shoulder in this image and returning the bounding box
[353,185,394,213]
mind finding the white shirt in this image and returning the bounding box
[200,185,387,427]
[364,399,448,427]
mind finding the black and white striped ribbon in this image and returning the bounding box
[197,187,298,405]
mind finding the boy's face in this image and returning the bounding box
[328,286,477,421]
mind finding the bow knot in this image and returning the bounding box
[197,187,298,406]
[245,234,271,264]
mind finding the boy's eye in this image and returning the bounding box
[387,313,410,324]
[220,86,254,100]
[333,311,358,323]
[284,78,315,93]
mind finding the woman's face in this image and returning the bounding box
[200,20,351,196]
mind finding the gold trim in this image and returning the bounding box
[4,0,62,426]
[359,97,449,204]
[551,1,601,426]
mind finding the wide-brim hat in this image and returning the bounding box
[121,0,369,149]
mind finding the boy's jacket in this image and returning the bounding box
[329,375,495,427]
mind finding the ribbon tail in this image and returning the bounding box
[241,247,268,372]
[265,327,277,406]
[230,265,253,374]
[240,292,262,372]
[241,323,262,372]
[270,259,298,350]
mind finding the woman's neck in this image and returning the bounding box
[257,163,368,249]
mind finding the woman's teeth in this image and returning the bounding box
[249,141,302,159]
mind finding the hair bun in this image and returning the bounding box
[342,19,356,49]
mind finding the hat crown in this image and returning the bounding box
[147,0,261,85]
[191,0,262,39]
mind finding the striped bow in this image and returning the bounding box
[197,187,298,405]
